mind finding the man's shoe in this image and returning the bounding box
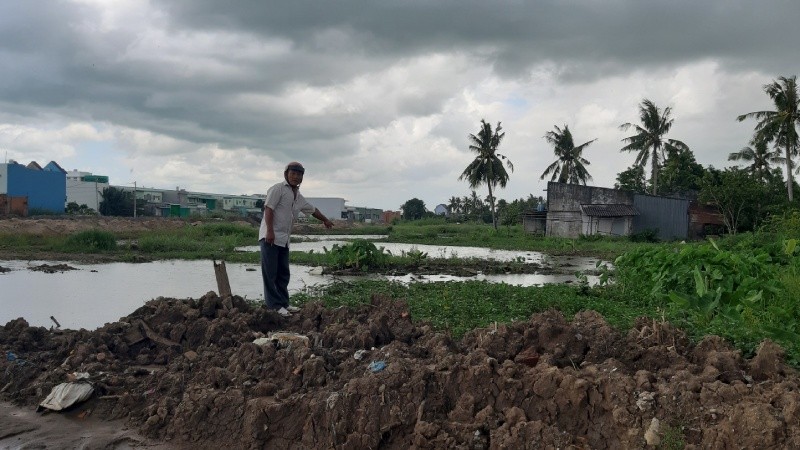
[276,307,292,317]
[286,305,301,313]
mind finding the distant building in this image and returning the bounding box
[305,197,347,221]
[546,182,638,238]
[0,160,66,215]
[434,204,449,216]
[381,210,402,224]
[66,170,108,212]
[543,181,723,240]
[345,206,383,223]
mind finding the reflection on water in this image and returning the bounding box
[1,253,602,330]
[237,239,603,269]
[0,260,328,331]
[293,234,388,241]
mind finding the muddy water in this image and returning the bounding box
[1,255,601,330]
[0,260,326,330]
[239,238,602,269]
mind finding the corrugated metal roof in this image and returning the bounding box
[580,204,639,217]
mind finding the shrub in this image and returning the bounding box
[324,239,388,271]
[62,229,117,251]
[628,228,659,243]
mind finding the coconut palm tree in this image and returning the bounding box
[459,120,514,230]
[620,99,688,195]
[728,138,785,183]
[447,196,462,219]
[737,76,800,201]
[540,124,595,185]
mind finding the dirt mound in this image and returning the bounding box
[0,216,193,235]
[2,294,800,448]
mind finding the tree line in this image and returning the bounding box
[402,75,800,234]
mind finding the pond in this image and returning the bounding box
[1,254,603,330]
[239,238,602,269]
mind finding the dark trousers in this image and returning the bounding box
[260,240,290,309]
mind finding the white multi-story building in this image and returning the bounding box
[305,197,347,220]
[65,170,108,211]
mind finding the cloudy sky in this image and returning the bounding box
[2,1,799,211]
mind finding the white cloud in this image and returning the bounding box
[1,1,798,210]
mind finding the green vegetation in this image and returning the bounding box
[62,229,117,252]
[0,219,654,262]
[323,239,388,271]
[4,209,800,368]
[612,220,800,364]
[540,124,596,185]
[292,279,651,338]
[460,119,513,230]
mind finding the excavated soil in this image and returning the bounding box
[2,293,800,449]
[0,216,193,235]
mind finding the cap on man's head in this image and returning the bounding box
[285,161,305,174]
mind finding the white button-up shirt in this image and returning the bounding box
[258,180,316,247]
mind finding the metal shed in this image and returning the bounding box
[632,194,689,240]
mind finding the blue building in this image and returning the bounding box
[0,161,67,214]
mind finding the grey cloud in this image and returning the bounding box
[163,0,800,80]
[1,0,799,205]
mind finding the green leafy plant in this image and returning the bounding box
[324,239,388,271]
[404,247,429,265]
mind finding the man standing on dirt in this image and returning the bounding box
[260,161,333,317]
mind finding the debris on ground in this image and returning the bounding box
[2,292,800,448]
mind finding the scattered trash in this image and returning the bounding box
[644,417,661,446]
[308,266,324,276]
[6,351,25,365]
[353,350,368,360]
[67,372,91,382]
[368,360,386,373]
[253,332,310,349]
[252,337,272,346]
[38,381,94,411]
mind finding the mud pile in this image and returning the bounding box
[2,293,799,449]
[0,216,193,235]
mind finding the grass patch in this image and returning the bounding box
[293,279,653,338]
[61,229,117,252]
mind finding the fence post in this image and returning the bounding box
[213,260,232,304]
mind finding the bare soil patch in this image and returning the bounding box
[0,216,193,236]
[2,293,800,448]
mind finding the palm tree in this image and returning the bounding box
[737,76,800,201]
[620,99,688,195]
[728,138,785,183]
[447,196,462,218]
[540,124,595,185]
[459,120,514,230]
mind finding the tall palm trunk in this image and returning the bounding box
[651,147,659,195]
[488,182,497,230]
[786,143,794,202]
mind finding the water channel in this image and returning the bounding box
[1,238,604,330]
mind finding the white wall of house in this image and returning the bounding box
[305,197,346,220]
[66,170,108,211]
[0,164,8,193]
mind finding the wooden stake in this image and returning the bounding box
[213,259,232,300]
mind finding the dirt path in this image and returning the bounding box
[2,291,799,448]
